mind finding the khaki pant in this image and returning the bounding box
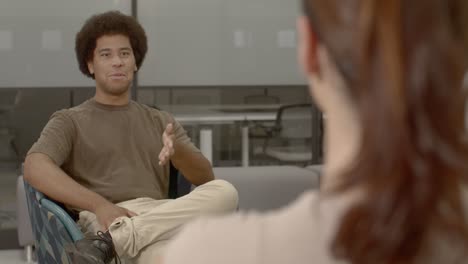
[77,179,239,263]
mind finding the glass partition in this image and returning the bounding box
[136,0,321,167]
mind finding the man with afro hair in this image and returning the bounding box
[24,11,238,264]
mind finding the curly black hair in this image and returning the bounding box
[75,11,148,78]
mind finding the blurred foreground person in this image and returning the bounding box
[161,0,468,263]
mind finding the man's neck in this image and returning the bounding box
[94,91,130,106]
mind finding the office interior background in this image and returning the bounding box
[0,0,466,263]
[0,0,323,256]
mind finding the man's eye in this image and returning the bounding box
[121,52,130,56]
[100,53,110,57]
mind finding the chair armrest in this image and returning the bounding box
[16,176,34,247]
[40,198,84,242]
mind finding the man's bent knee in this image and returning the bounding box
[204,179,239,213]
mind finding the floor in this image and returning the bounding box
[0,250,33,264]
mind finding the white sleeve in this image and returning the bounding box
[163,213,264,264]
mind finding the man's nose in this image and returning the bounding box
[112,55,124,67]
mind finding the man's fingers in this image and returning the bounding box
[160,125,175,166]
[164,134,175,147]
[159,149,168,165]
[159,146,170,156]
[165,123,174,135]
[162,148,171,159]
[160,148,166,158]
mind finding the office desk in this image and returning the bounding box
[160,104,280,167]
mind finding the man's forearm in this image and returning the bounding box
[171,143,214,185]
[24,153,110,213]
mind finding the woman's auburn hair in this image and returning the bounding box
[302,0,468,263]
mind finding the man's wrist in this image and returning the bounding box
[171,141,183,162]
[89,195,111,213]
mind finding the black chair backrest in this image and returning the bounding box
[244,94,280,104]
[168,162,191,199]
[274,103,313,139]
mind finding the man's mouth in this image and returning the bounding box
[109,73,126,80]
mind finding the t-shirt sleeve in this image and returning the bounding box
[159,111,200,153]
[27,110,75,166]
[163,213,263,264]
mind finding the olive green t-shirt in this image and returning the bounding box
[28,99,199,203]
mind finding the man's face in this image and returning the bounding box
[87,34,137,97]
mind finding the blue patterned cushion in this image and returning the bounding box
[24,182,75,264]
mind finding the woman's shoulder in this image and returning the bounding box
[163,208,265,264]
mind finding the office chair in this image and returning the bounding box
[263,104,314,165]
[242,93,281,161]
[243,94,279,105]
[243,93,280,139]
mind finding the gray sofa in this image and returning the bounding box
[213,165,320,211]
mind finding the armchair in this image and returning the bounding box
[16,163,190,263]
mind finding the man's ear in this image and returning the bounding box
[297,16,320,76]
[134,65,138,72]
[87,61,94,75]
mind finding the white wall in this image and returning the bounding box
[0,0,306,87]
[0,0,130,88]
[138,0,306,86]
